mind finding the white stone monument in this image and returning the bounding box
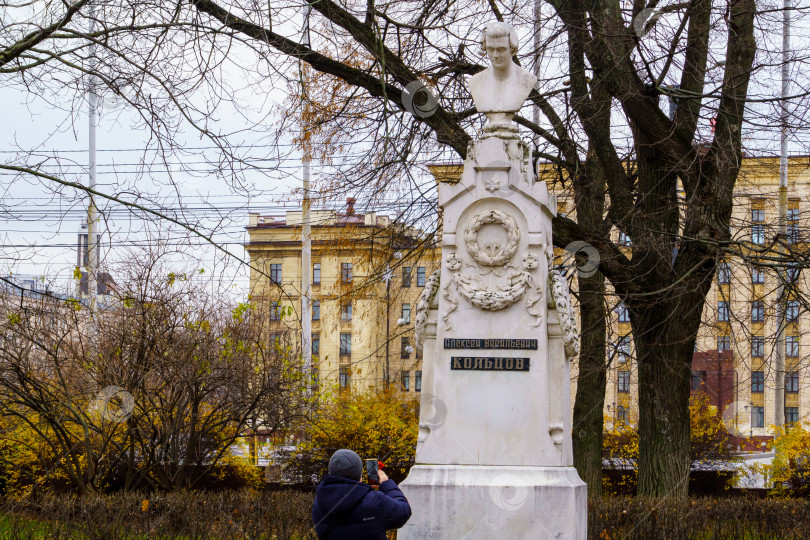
[398,21,587,539]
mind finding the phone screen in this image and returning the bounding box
[365,459,379,484]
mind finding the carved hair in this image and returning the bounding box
[480,22,519,55]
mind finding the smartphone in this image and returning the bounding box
[365,459,379,484]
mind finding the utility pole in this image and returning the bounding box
[87,1,98,310]
[301,4,312,388]
[774,0,791,428]
[385,276,391,389]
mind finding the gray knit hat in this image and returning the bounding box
[328,449,363,480]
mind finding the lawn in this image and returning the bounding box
[2,492,810,539]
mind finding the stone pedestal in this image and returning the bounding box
[399,134,586,538]
[401,466,586,539]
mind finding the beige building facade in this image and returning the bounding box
[562,156,810,437]
[245,202,439,393]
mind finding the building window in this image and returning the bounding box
[402,267,412,287]
[340,333,351,355]
[341,262,353,283]
[417,267,426,287]
[341,302,352,321]
[618,336,631,363]
[339,367,350,389]
[401,303,411,324]
[751,205,765,245]
[788,224,800,244]
[718,301,730,322]
[717,335,730,352]
[401,370,410,391]
[312,333,320,356]
[788,300,800,323]
[786,265,801,285]
[313,263,321,285]
[786,372,799,394]
[717,262,731,284]
[617,405,628,424]
[415,370,422,392]
[752,370,765,393]
[752,336,764,358]
[751,225,765,245]
[787,336,799,358]
[751,300,764,323]
[618,371,630,393]
[270,301,281,321]
[618,230,631,247]
[751,266,764,285]
[691,370,707,391]
[401,337,411,359]
[753,406,765,428]
[269,263,282,283]
[788,207,800,244]
[617,303,630,323]
[786,407,799,424]
[312,300,320,321]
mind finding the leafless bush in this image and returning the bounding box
[0,252,309,494]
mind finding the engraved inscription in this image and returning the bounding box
[450,357,530,372]
[444,338,537,350]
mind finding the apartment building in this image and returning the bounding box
[245,199,439,392]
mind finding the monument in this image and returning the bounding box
[398,22,587,539]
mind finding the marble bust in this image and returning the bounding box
[468,22,538,137]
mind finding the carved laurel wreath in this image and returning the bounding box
[464,209,520,267]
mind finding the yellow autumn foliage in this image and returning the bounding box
[0,411,111,497]
[292,388,419,483]
[602,393,736,494]
[760,423,810,496]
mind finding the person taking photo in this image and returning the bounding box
[312,449,411,539]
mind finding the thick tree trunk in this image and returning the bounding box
[570,103,610,496]
[633,318,692,497]
[631,281,711,497]
[572,269,606,495]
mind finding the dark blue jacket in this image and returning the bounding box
[312,475,411,539]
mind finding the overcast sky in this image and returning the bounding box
[2,1,809,299]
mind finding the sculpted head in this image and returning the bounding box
[480,22,519,68]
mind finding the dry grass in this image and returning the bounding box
[3,491,810,539]
[590,496,810,539]
[0,490,316,539]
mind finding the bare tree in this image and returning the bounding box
[0,250,308,493]
[180,0,809,497]
[4,0,810,496]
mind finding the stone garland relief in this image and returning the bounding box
[413,269,441,357]
[441,208,544,329]
[549,268,580,359]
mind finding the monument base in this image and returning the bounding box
[398,465,586,539]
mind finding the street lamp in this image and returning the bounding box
[744,402,755,441]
